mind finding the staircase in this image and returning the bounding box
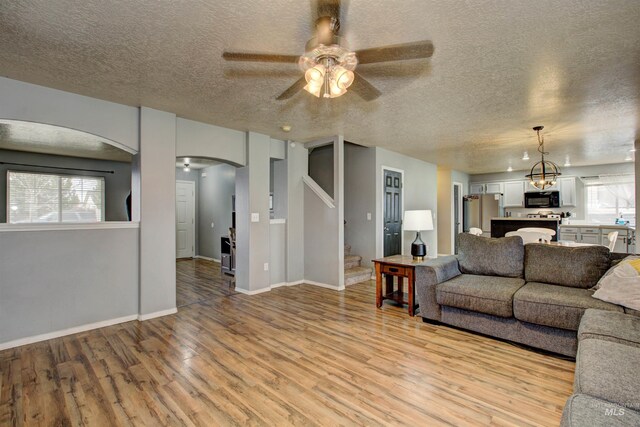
[344,244,373,286]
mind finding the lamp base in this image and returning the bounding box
[411,231,427,261]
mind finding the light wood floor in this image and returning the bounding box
[0,259,575,426]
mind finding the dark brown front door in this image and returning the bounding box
[383,170,402,256]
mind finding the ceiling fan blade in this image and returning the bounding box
[276,76,307,100]
[356,40,434,65]
[350,72,381,101]
[222,51,299,63]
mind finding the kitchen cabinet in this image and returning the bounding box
[503,181,525,207]
[581,233,601,244]
[601,228,631,253]
[470,182,504,195]
[559,177,576,207]
[559,225,635,253]
[470,183,485,194]
[485,182,504,194]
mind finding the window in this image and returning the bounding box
[585,176,635,225]
[8,171,105,224]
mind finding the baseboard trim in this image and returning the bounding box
[195,255,220,263]
[270,282,288,289]
[0,314,139,351]
[138,308,178,321]
[235,287,272,295]
[305,280,345,291]
[287,280,304,286]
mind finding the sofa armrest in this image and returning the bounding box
[415,255,461,320]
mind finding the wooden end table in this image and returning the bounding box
[372,255,430,316]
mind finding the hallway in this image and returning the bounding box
[176,258,236,307]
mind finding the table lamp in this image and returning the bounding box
[404,210,434,261]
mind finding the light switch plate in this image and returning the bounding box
[201,172,207,178]
[251,213,260,222]
[263,263,269,271]
[367,212,372,221]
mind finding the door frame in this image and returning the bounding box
[452,181,464,253]
[381,165,405,256]
[176,179,196,258]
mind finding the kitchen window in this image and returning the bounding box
[8,171,105,224]
[585,177,635,225]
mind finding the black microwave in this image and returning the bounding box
[524,191,560,208]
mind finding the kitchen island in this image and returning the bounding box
[490,218,560,240]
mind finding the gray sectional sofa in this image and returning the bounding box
[415,234,634,357]
[415,234,640,425]
[561,309,640,425]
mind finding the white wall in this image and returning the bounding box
[344,143,377,268]
[286,142,307,283]
[198,163,236,260]
[176,118,246,167]
[0,226,139,348]
[376,148,438,258]
[304,136,344,289]
[0,77,139,153]
[235,132,271,293]
[437,168,469,255]
[139,107,177,317]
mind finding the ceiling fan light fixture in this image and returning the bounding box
[333,66,354,89]
[304,80,323,97]
[304,64,325,84]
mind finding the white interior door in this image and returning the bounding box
[176,181,195,258]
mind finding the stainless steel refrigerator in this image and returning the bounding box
[463,194,503,234]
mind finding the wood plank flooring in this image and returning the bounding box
[176,258,236,307]
[0,259,575,426]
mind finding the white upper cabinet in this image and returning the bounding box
[470,183,485,194]
[485,182,504,194]
[559,177,576,206]
[503,181,525,207]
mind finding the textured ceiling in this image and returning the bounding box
[0,0,639,173]
[0,120,132,162]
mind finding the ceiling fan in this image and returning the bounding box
[222,0,434,101]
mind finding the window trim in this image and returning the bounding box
[7,169,106,224]
[584,180,635,224]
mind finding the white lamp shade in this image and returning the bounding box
[403,210,434,231]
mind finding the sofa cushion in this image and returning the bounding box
[578,309,640,348]
[561,394,640,427]
[457,234,524,278]
[524,244,611,288]
[513,282,623,331]
[436,274,525,317]
[574,339,640,407]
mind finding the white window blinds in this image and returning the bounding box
[8,171,105,224]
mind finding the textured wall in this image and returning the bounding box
[344,143,376,268]
[139,107,176,316]
[0,227,139,346]
[376,148,438,258]
[198,163,236,260]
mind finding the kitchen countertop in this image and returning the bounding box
[491,217,560,221]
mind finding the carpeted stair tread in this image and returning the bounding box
[344,255,362,269]
[345,266,373,286]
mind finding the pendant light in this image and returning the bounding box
[524,126,561,190]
